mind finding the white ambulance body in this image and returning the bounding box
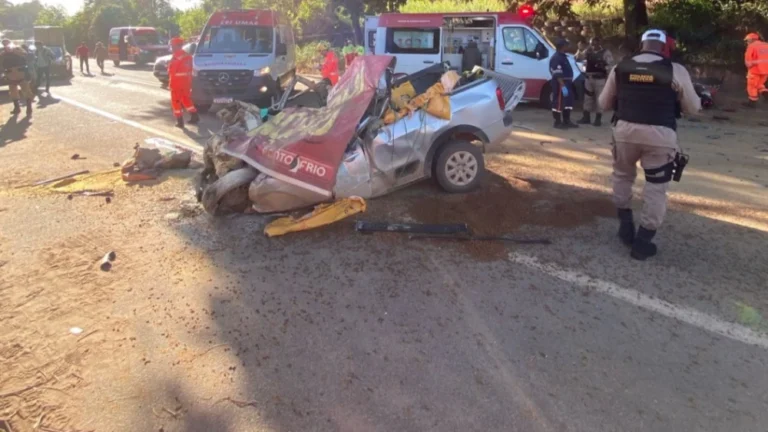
[369,9,583,106]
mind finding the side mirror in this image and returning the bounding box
[276,43,287,56]
[535,43,548,60]
[189,43,197,54]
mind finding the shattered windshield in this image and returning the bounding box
[134,31,160,46]
[197,25,273,55]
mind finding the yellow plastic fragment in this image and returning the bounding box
[264,196,366,237]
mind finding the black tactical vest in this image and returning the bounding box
[585,49,607,76]
[615,53,678,131]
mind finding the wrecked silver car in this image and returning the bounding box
[199,55,524,214]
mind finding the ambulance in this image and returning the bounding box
[365,7,583,107]
[191,10,297,113]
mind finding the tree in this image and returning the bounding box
[176,6,209,38]
[36,5,68,26]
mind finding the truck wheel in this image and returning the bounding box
[113,60,120,67]
[435,140,484,193]
[539,82,552,109]
[195,104,211,114]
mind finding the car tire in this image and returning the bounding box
[195,104,211,114]
[434,140,484,193]
[113,60,120,67]
[539,82,552,109]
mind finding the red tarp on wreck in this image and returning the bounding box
[222,55,394,196]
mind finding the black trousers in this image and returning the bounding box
[80,56,90,73]
[37,66,50,91]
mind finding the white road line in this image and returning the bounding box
[508,252,768,350]
[54,93,203,155]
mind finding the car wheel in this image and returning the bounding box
[435,140,484,193]
[195,104,211,114]
[539,82,552,109]
[113,60,120,67]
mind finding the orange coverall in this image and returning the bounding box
[321,51,339,85]
[745,41,768,101]
[168,49,197,118]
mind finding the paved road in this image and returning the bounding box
[1,59,767,432]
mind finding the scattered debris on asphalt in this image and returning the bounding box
[407,233,551,244]
[356,221,470,235]
[71,153,84,160]
[99,251,116,271]
[121,144,192,182]
[29,170,90,187]
[265,197,366,237]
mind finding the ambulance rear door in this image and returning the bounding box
[495,24,552,101]
[378,14,442,75]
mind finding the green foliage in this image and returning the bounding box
[571,0,623,20]
[242,0,330,37]
[36,5,68,26]
[650,0,768,65]
[176,7,209,38]
[0,0,43,29]
[399,0,506,13]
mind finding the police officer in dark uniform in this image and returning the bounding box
[599,29,700,260]
[549,38,578,129]
[576,37,613,126]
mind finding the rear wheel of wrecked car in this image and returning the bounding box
[195,104,211,114]
[435,141,484,193]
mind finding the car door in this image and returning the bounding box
[495,25,551,100]
[382,27,442,75]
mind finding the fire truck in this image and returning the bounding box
[364,7,584,107]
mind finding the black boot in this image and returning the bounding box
[617,208,635,246]
[553,111,566,129]
[578,111,591,124]
[26,99,32,117]
[742,100,757,109]
[188,112,200,125]
[631,226,658,261]
[563,110,579,128]
[175,116,185,129]
[593,113,602,127]
[11,100,21,115]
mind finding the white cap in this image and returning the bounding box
[641,29,667,44]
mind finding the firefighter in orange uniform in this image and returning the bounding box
[743,32,768,108]
[318,42,339,86]
[167,37,199,128]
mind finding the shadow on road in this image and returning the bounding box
[0,115,32,147]
[144,167,768,432]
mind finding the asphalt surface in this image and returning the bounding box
[1,59,767,432]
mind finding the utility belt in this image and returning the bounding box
[645,152,689,184]
[586,72,607,80]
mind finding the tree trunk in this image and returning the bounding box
[623,0,648,50]
[349,9,363,45]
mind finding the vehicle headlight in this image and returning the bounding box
[255,66,270,76]
[192,69,198,77]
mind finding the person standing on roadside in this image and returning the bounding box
[34,41,55,95]
[318,42,339,86]
[94,41,107,74]
[549,38,578,129]
[1,39,34,116]
[599,29,700,261]
[742,32,768,108]
[167,37,199,128]
[20,43,38,91]
[76,41,90,75]
[576,37,613,126]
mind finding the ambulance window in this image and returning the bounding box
[502,27,542,59]
[385,28,439,55]
[110,30,119,45]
